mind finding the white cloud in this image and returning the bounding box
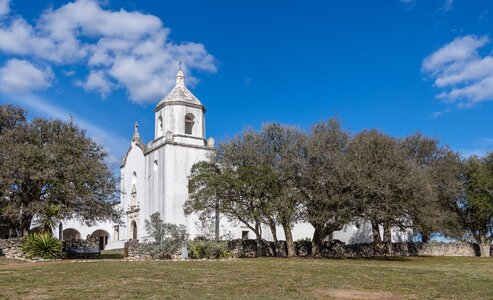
[0,0,216,103]
[0,0,10,16]
[76,70,113,97]
[0,59,53,93]
[439,0,454,12]
[422,35,493,107]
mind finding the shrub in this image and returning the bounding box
[23,233,63,259]
[149,239,183,259]
[145,212,188,259]
[188,240,233,259]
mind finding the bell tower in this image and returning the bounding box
[153,65,206,146]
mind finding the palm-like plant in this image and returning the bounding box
[39,204,61,234]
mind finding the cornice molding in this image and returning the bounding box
[154,101,206,113]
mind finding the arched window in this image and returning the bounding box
[131,221,137,240]
[158,116,163,136]
[185,114,194,135]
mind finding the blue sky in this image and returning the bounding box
[0,0,492,168]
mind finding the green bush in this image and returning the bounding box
[188,240,232,259]
[23,233,63,259]
[149,238,183,259]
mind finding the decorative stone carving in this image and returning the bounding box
[165,131,174,142]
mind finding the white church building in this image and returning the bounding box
[57,69,412,250]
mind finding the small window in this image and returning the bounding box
[158,116,163,136]
[242,230,249,240]
[185,114,194,135]
[153,160,158,172]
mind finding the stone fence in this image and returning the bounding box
[125,238,491,259]
[227,239,492,258]
[63,235,99,249]
[0,238,25,259]
[125,239,152,259]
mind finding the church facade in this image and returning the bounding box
[58,69,412,250]
[118,68,214,244]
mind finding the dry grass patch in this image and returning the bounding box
[313,288,402,300]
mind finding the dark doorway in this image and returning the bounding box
[99,236,104,250]
[132,221,137,240]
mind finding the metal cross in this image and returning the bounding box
[178,60,182,70]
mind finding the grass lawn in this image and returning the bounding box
[0,256,492,299]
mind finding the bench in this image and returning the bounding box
[66,246,101,258]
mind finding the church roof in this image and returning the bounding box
[155,69,202,108]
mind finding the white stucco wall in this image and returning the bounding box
[155,105,205,140]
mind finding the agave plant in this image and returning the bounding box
[23,233,63,259]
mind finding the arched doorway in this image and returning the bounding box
[91,229,110,250]
[63,228,81,240]
[131,221,137,240]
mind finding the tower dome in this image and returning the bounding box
[155,69,202,109]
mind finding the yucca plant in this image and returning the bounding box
[23,233,63,259]
[39,204,61,234]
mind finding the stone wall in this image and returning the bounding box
[419,242,480,256]
[0,238,25,259]
[63,235,99,249]
[227,239,492,258]
[126,239,152,259]
[124,238,491,259]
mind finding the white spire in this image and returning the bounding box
[132,121,141,143]
[176,60,185,87]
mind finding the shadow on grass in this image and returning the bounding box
[256,256,416,262]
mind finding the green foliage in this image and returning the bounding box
[39,204,61,234]
[402,133,463,242]
[23,233,63,259]
[454,153,493,256]
[149,239,183,260]
[145,212,166,243]
[188,240,232,259]
[0,104,121,235]
[145,212,187,259]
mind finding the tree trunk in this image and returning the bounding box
[254,222,265,257]
[268,218,278,256]
[371,221,381,243]
[283,222,295,257]
[479,241,491,257]
[21,215,33,237]
[383,224,392,242]
[311,226,325,257]
[421,231,430,243]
